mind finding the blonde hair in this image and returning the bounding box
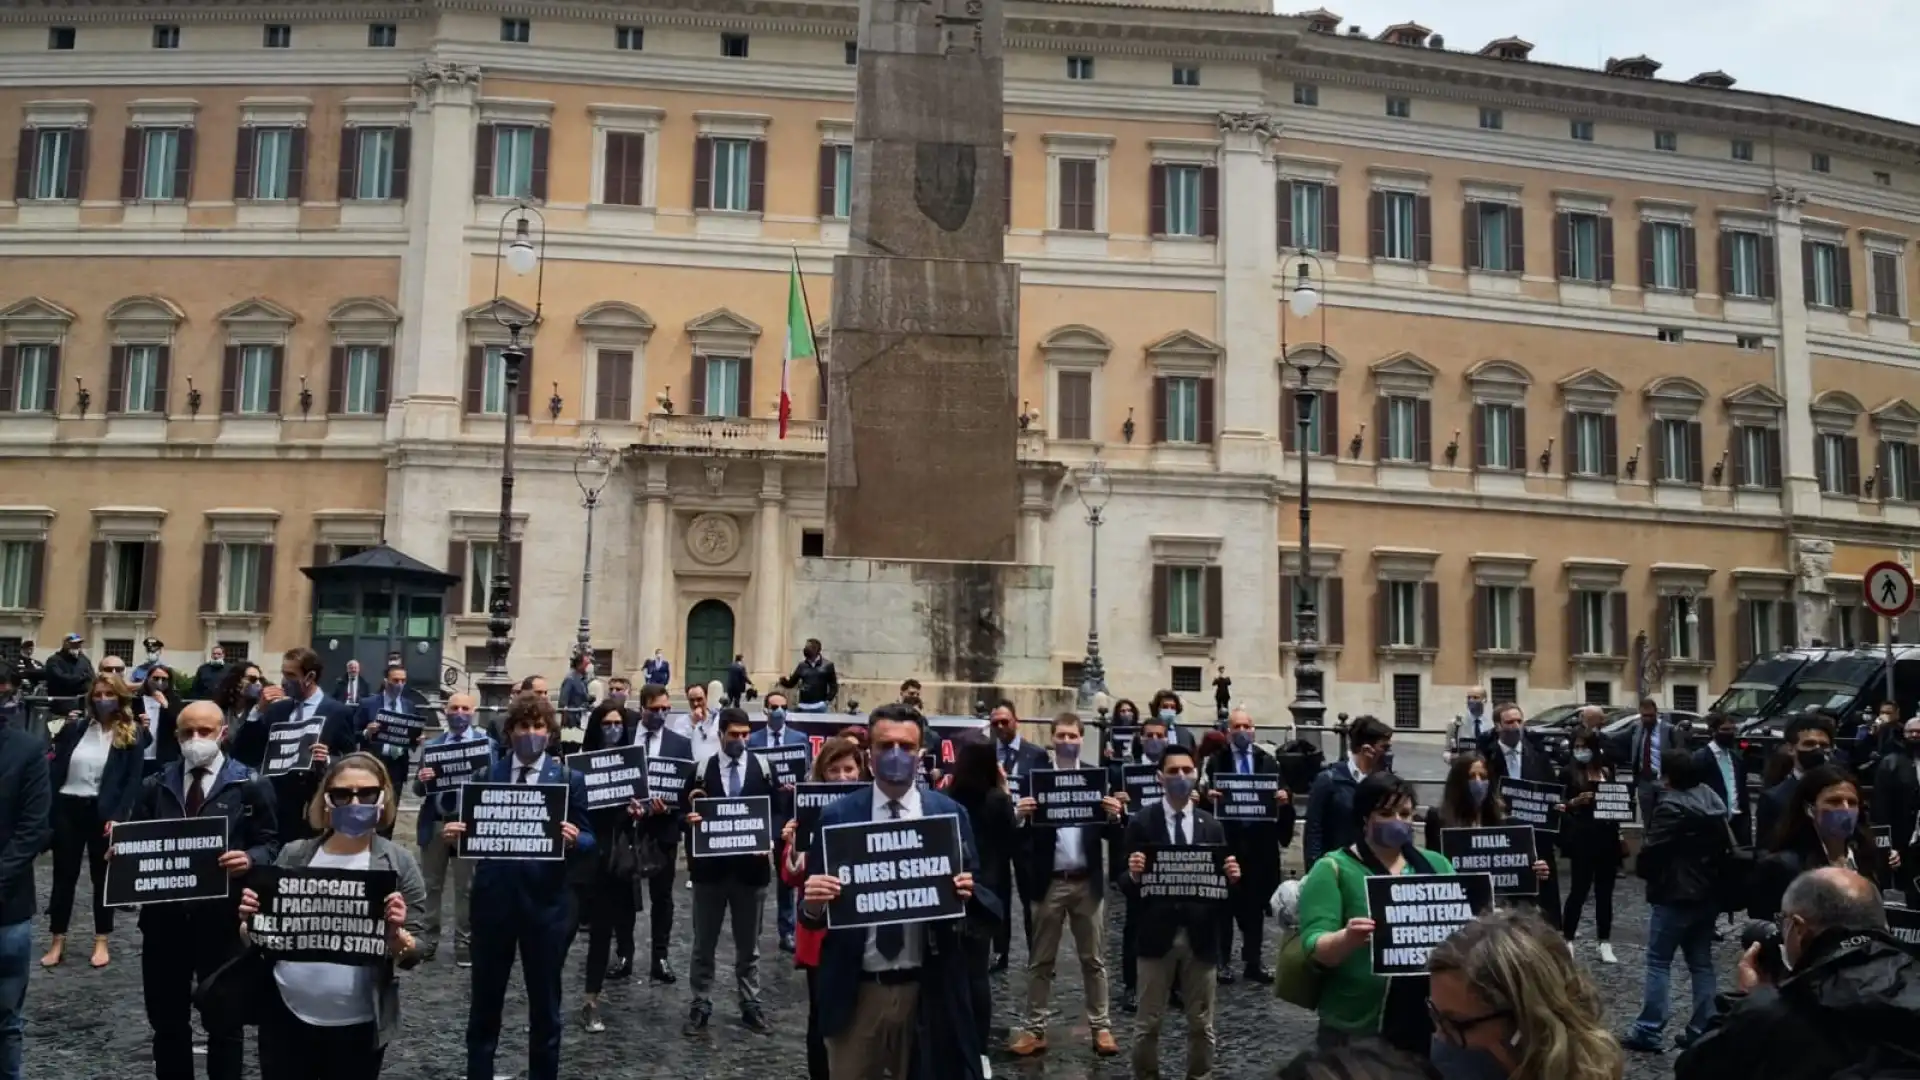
[305,752,399,833]
[1427,908,1623,1080]
[88,674,140,751]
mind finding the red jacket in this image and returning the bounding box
[777,838,824,968]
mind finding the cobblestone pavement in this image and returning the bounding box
[26,850,1730,1080]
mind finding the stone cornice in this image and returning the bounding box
[0,0,429,23]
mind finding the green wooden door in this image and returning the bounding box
[684,600,736,693]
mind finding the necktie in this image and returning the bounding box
[1642,727,1655,778]
[518,765,532,784]
[185,767,208,816]
[1173,809,1188,845]
[728,761,741,797]
[1000,745,1015,773]
[876,800,906,960]
[1239,752,1250,775]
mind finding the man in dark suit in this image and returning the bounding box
[358,662,424,801]
[1147,689,1201,751]
[412,690,493,964]
[330,658,371,709]
[130,701,278,1080]
[747,690,809,952]
[987,699,1050,967]
[1122,743,1240,1080]
[447,694,594,1080]
[1008,713,1123,1058]
[1614,697,1680,825]
[636,682,694,984]
[1874,716,1920,907]
[1756,712,1837,852]
[1694,711,1755,846]
[1303,715,1394,865]
[682,707,777,1036]
[1489,703,1564,933]
[1203,706,1295,984]
[232,647,357,844]
[0,700,49,1078]
[799,704,980,1080]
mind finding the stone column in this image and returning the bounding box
[1795,537,1834,647]
[1771,186,1821,517]
[635,458,672,662]
[1018,472,1047,564]
[392,61,479,434]
[1215,112,1281,477]
[754,463,787,675]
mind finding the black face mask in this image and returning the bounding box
[1796,748,1830,772]
[1714,731,1738,747]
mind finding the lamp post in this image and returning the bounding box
[572,428,614,665]
[478,202,546,710]
[1281,251,1330,729]
[1075,458,1113,709]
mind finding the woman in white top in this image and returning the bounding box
[239,752,427,1079]
[43,671,144,969]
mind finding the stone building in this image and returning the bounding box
[2,0,1919,725]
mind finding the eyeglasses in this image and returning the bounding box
[242,675,263,684]
[324,786,384,806]
[1426,999,1511,1045]
[101,666,126,674]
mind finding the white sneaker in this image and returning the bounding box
[982,1056,993,1079]
[1598,942,1618,964]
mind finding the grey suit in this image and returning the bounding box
[1618,719,1679,823]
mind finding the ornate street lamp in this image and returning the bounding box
[572,428,614,666]
[1281,250,1330,730]
[1075,458,1113,709]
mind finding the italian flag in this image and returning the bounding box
[781,251,816,439]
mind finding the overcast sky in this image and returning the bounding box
[1306,1,1919,125]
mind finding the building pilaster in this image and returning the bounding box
[753,463,787,676]
[391,60,480,441]
[1772,185,1822,518]
[635,459,672,665]
[1214,111,1281,477]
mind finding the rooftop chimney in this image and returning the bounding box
[1604,55,1662,79]
[1478,37,1535,61]
[1687,70,1737,90]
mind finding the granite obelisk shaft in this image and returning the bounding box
[826,0,1021,562]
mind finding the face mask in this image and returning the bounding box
[180,736,219,770]
[723,738,746,760]
[768,708,787,729]
[1230,730,1254,752]
[1715,731,1738,748]
[280,677,304,699]
[1572,749,1594,764]
[512,732,548,763]
[1115,713,1136,725]
[1467,700,1484,717]
[1797,749,1829,772]
[1378,750,1396,774]
[330,802,382,839]
[91,698,118,719]
[243,682,262,701]
[445,711,472,733]
[1498,727,1522,747]
[643,709,667,732]
[603,724,625,744]
[1053,740,1079,762]
[1429,1037,1512,1080]
[388,683,405,697]
[1468,779,1490,805]
[1162,773,1194,801]
[873,746,917,785]
[1369,818,1415,850]
[608,691,627,703]
[1814,807,1858,842]
[149,679,169,693]
[1908,737,1920,751]
[1157,709,1178,726]
[1141,736,1168,761]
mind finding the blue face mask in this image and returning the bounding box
[445,710,472,733]
[643,709,667,732]
[1157,708,1178,726]
[512,732,548,764]
[723,738,746,760]
[1369,818,1415,850]
[91,698,118,719]
[1430,1037,1512,1080]
[873,746,917,785]
[1230,730,1254,752]
[1162,773,1194,801]
[243,682,262,701]
[1468,779,1491,806]
[1053,740,1079,763]
[1815,807,1858,842]
[280,677,304,700]
[768,708,787,729]
[1141,736,1168,761]
[603,724,625,744]
[330,802,381,839]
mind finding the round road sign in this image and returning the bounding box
[1865,560,1915,619]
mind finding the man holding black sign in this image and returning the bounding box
[233,648,357,845]
[411,692,492,965]
[1488,703,1563,932]
[800,704,981,1080]
[635,683,695,985]
[682,708,778,1037]
[128,701,280,1080]
[357,664,424,805]
[1203,706,1294,985]
[748,690,810,954]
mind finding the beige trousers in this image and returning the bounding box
[1022,875,1111,1034]
[826,981,920,1080]
[1131,929,1217,1080]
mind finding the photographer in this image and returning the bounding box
[1676,867,1920,1080]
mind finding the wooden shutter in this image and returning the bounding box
[254,543,275,615]
[445,540,467,613]
[1472,404,1488,469]
[41,345,59,413]
[1366,189,1384,257]
[337,124,359,200]
[1680,225,1698,292]
[153,346,171,413]
[1057,371,1090,440]
[1873,252,1901,316]
[595,350,633,421]
[1374,396,1390,460]
[1639,222,1657,287]
[326,346,347,414]
[86,541,106,611]
[1414,399,1432,463]
[1325,578,1345,644]
[1566,593,1584,655]
[1518,587,1537,653]
[286,127,307,200]
[1815,434,1831,491]
[529,126,550,201]
[746,139,767,212]
[1279,571,1295,641]
[1323,186,1341,253]
[463,346,485,414]
[268,345,285,415]
[1837,247,1855,310]
[1598,216,1616,282]
[379,126,406,200]
[1462,202,1482,269]
[220,346,240,414]
[1280,388,1295,452]
[1473,585,1492,651]
[1421,581,1441,649]
[119,127,141,200]
[1697,597,1717,662]
[1199,165,1219,238]
[1506,205,1526,274]
[233,126,256,199]
[1777,602,1797,651]
[1735,599,1754,662]
[1373,582,1389,651]
[1732,425,1750,486]
[108,345,127,413]
[1151,566,1169,635]
[1717,230,1736,295]
[1562,412,1578,475]
[1802,240,1818,305]
[689,355,709,416]
[1196,378,1216,444]
[373,346,391,414]
[1148,163,1167,236]
[473,124,496,197]
[1511,408,1529,473]
[1651,421,1668,483]
[1905,444,1920,501]
[602,131,642,207]
[507,541,524,617]
[816,143,838,216]
[1879,441,1896,501]
[64,128,87,199]
[311,544,330,571]
[199,543,221,612]
[1413,195,1433,263]
[1842,435,1862,495]
[138,542,159,612]
[0,346,13,412]
[23,540,43,610]
[514,348,533,417]
[1151,376,1168,443]
[1602,415,1619,477]
[1610,591,1630,655]
[11,129,32,201]
[1554,211,1572,278]
[1766,429,1784,488]
[1319,392,1340,456]
[1760,236,1778,300]
[692,136,712,210]
[735,355,754,418]
[173,127,195,200]
[1686,421,1705,484]
[1204,566,1224,639]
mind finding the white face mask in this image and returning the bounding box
[180,736,219,770]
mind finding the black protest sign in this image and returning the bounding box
[794,781,868,850]
[1591,781,1637,823]
[420,739,494,793]
[1495,777,1562,833]
[1366,873,1495,976]
[247,867,398,965]
[691,795,774,858]
[1888,905,1920,949]
[1006,772,1026,799]
[1106,725,1138,760]
[574,745,649,811]
[1122,763,1162,814]
[262,719,321,777]
[1028,767,1108,826]
[1439,826,1539,897]
[822,813,965,930]
[1211,772,1284,822]
[371,709,424,752]
[757,743,813,787]
[645,756,696,808]
[457,783,567,860]
[1874,825,1894,850]
[1137,845,1230,903]
[105,818,230,907]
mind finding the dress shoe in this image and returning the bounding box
[1244,964,1274,985]
[1216,966,1236,985]
[1008,1032,1047,1057]
[580,1003,605,1034]
[651,958,679,985]
[1093,1030,1120,1056]
[682,1005,710,1037]
[779,933,797,955]
[990,952,1009,973]
[608,956,633,981]
[1120,987,1137,1014]
[742,1006,774,1035]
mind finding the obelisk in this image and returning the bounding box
[826,0,1020,562]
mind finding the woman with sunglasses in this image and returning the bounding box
[1426,907,1622,1080]
[1559,725,1623,963]
[212,661,268,744]
[43,672,145,969]
[237,752,427,1078]
[568,699,646,1034]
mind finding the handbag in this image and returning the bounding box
[193,944,273,1029]
[635,828,671,879]
[1274,860,1338,1009]
[605,822,642,881]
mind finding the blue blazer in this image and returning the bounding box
[49,719,147,824]
[469,755,596,917]
[410,730,496,848]
[746,724,809,750]
[804,785,980,1041]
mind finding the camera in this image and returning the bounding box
[1740,920,1789,982]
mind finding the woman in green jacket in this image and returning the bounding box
[1297,770,1454,1055]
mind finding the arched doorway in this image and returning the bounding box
[684,599,736,693]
